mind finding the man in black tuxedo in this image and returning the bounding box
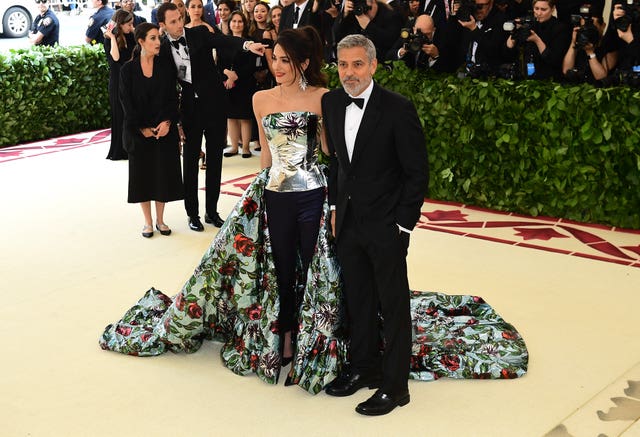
[418,0,447,29]
[279,0,322,32]
[157,3,265,232]
[322,34,429,416]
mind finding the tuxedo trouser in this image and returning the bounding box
[336,208,411,395]
[264,187,324,334]
[182,96,227,219]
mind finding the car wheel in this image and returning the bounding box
[2,7,32,38]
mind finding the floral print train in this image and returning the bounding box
[100,167,528,395]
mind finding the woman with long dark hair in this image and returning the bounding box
[104,9,135,160]
[119,23,183,237]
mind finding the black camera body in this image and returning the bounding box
[613,0,640,31]
[454,0,477,22]
[570,5,600,50]
[503,15,534,45]
[352,0,371,16]
[400,28,432,54]
[321,0,341,10]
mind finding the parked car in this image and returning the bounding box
[0,0,38,38]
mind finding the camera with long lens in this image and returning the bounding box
[400,28,432,54]
[613,0,640,32]
[454,0,477,22]
[503,15,534,45]
[352,0,371,16]
[571,5,600,50]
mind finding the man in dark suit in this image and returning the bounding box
[386,14,450,72]
[418,0,447,29]
[322,34,429,416]
[279,0,322,32]
[157,3,265,232]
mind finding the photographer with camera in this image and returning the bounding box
[334,0,404,60]
[386,14,450,71]
[451,0,513,75]
[562,5,609,83]
[601,0,640,84]
[504,0,570,80]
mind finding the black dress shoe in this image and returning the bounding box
[204,213,224,228]
[355,389,410,416]
[188,216,204,232]
[325,372,382,397]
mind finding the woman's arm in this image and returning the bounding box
[253,91,272,169]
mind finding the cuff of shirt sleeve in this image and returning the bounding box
[242,40,254,51]
[329,205,336,211]
[397,224,411,234]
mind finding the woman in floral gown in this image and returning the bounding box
[100,28,529,394]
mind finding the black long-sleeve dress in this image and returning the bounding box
[217,42,259,120]
[119,55,183,203]
[105,33,135,160]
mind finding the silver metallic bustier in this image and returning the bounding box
[263,111,325,192]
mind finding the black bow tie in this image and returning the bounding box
[171,36,186,49]
[346,96,365,109]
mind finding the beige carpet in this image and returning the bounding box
[1,131,640,437]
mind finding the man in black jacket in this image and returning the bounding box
[157,3,265,232]
[386,14,451,72]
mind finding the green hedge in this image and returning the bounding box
[359,64,640,229]
[1,47,639,228]
[0,44,109,146]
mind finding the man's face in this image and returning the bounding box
[161,8,184,38]
[408,0,419,14]
[35,0,49,14]
[474,0,492,21]
[121,0,135,12]
[337,46,377,97]
[91,0,102,8]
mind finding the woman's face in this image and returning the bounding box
[121,19,135,34]
[243,0,256,15]
[613,3,626,19]
[272,43,296,85]
[270,7,281,28]
[254,4,268,23]
[533,0,553,22]
[187,0,204,20]
[140,28,161,55]
[172,0,187,18]
[280,0,293,6]
[218,3,231,20]
[230,13,245,36]
[408,0,419,14]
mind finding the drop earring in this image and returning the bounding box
[298,69,308,91]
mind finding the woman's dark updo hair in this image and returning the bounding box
[275,26,327,87]
[132,23,160,58]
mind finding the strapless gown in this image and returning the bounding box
[100,112,529,394]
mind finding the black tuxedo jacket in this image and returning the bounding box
[323,83,429,238]
[159,26,244,117]
[279,1,321,32]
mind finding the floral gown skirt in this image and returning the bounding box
[100,170,529,394]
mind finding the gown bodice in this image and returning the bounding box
[262,111,325,192]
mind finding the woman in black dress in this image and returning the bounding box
[104,9,136,160]
[220,11,259,158]
[119,23,183,238]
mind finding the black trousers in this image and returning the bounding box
[336,208,411,396]
[182,95,226,219]
[264,187,324,333]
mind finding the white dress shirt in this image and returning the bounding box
[344,79,374,162]
[168,31,192,84]
[292,0,309,28]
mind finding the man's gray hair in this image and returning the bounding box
[336,34,377,64]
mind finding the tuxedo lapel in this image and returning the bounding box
[350,84,382,167]
[331,91,350,170]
